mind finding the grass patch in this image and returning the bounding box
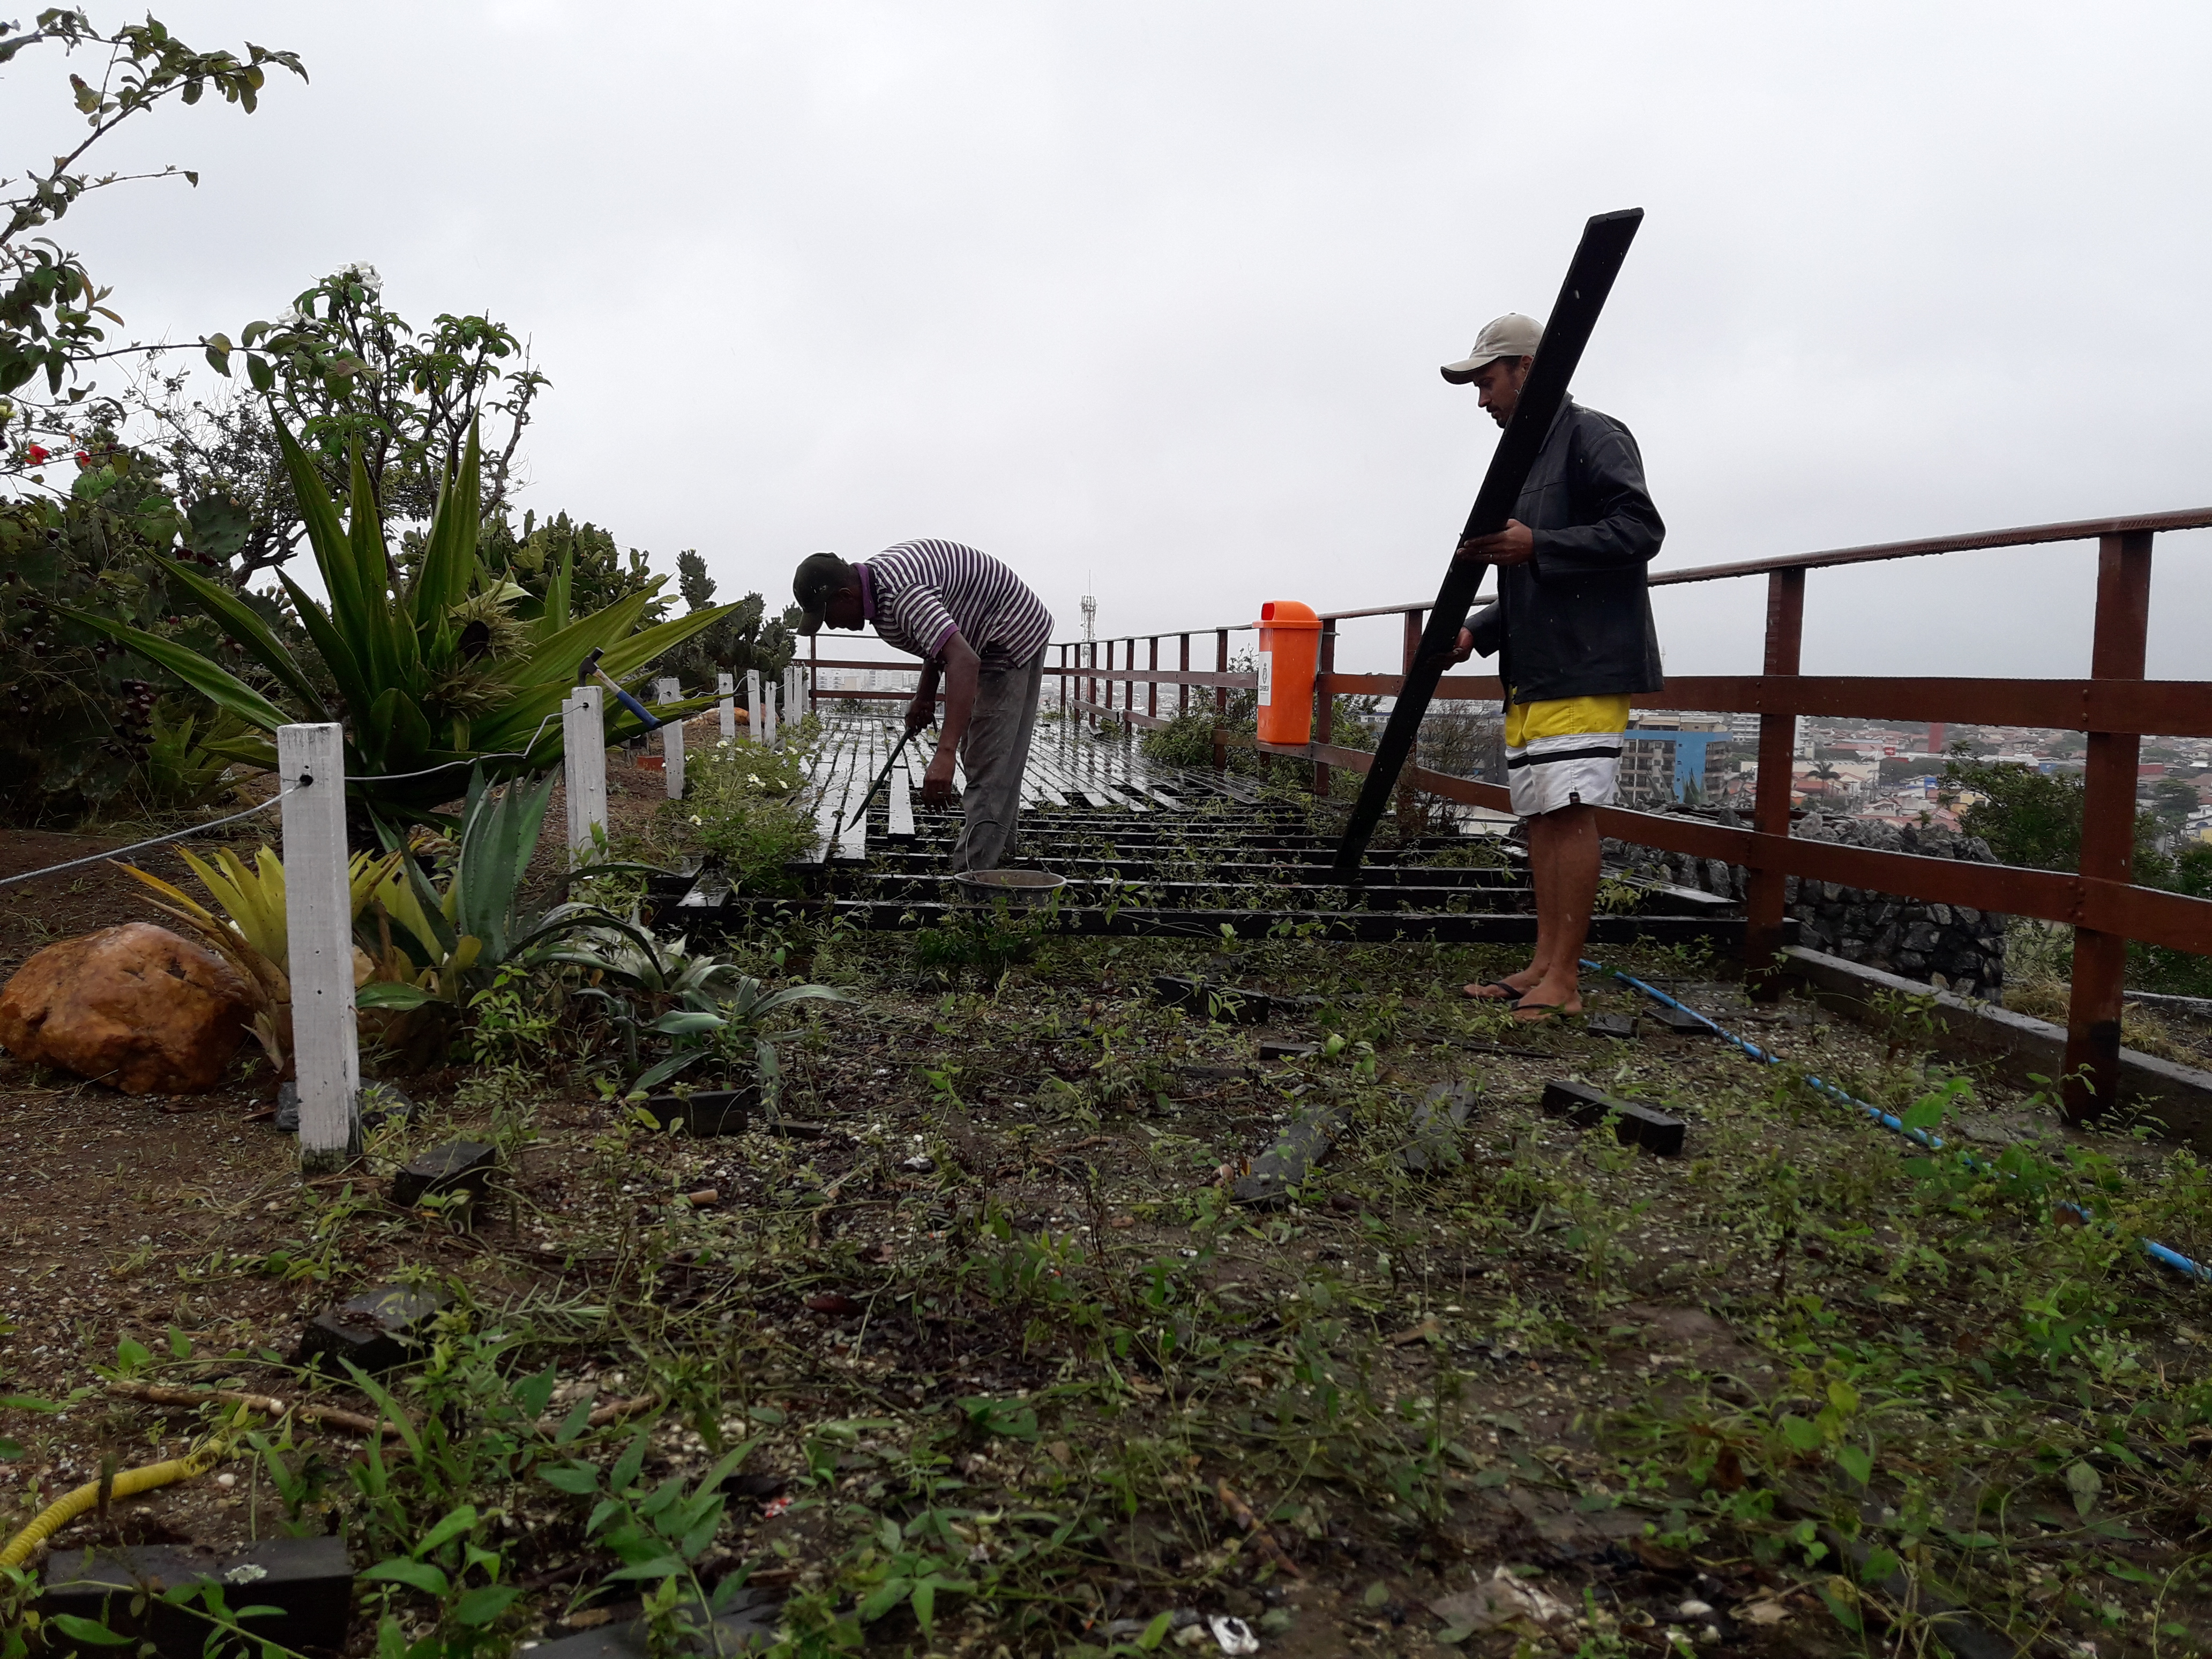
[19,929,2212,1655]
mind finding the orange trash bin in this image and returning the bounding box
[1254,600,1323,745]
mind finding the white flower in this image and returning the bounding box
[338,260,383,292]
[689,815,701,825]
[277,308,309,330]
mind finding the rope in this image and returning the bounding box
[343,710,563,784]
[1,709,566,890]
[0,788,297,890]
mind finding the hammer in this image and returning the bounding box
[578,647,669,733]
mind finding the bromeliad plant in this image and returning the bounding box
[118,841,410,1073]
[552,919,849,1098]
[65,418,731,819]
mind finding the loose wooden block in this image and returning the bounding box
[1234,1102,1347,1207]
[1150,975,1314,1026]
[42,1537,353,1657]
[1398,1079,1478,1174]
[1257,1040,1319,1062]
[297,1283,447,1373]
[1540,1078,1686,1156]
[533,1586,780,1657]
[1648,1003,1714,1037]
[391,1140,497,1209]
[1585,1013,1640,1040]
[634,1089,753,1137]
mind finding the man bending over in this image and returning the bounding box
[794,540,1055,872]
[1441,313,1665,1021]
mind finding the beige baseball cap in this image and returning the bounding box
[1440,312,1543,384]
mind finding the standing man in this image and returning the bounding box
[793,540,1055,872]
[1440,313,1665,1021]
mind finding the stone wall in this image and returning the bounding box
[1603,809,2008,997]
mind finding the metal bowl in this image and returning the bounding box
[953,869,1067,907]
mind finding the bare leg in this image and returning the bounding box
[1465,818,1548,998]
[1513,804,1598,1017]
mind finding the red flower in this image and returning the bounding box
[73,451,89,467]
[24,444,47,463]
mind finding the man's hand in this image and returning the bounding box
[903,689,933,736]
[1454,518,1534,566]
[920,749,957,807]
[1419,625,1477,671]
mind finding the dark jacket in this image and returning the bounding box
[1464,398,1665,703]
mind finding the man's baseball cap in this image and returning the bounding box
[1440,313,1543,384]
[791,551,849,635]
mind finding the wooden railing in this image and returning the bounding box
[804,506,2212,1120]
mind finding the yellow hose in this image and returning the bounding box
[0,1452,210,1568]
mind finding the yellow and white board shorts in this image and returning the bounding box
[1503,694,1631,817]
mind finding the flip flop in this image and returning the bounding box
[1463,980,1525,1002]
[1511,1000,1581,1025]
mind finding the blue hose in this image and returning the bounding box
[1580,959,2212,1284]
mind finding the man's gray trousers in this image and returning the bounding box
[951,648,1045,872]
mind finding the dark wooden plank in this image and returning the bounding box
[1399,1079,1479,1174]
[1339,207,1645,871]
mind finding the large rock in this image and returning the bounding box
[0,922,253,1093]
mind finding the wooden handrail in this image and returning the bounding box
[1044,504,2212,642]
[1239,734,2212,956]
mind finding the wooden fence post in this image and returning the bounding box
[1178,633,1190,720]
[2064,530,2155,1120]
[1148,636,1159,722]
[718,672,736,741]
[1745,570,1806,997]
[1215,629,1229,720]
[563,686,608,863]
[278,722,358,1173]
[763,684,779,745]
[656,677,683,798]
[745,669,763,741]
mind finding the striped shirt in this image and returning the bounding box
[857,540,1054,670]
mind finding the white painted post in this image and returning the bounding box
[763,687,779,746]
[782,666,795,723]
[744,669,763,743]
[656,677,683,798]
[564,686,608,864]
[278,723,359,1172]
[717,672,736,741]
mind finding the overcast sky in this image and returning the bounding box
[13,2,2212,684]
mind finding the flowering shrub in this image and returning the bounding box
[675,735,817,896]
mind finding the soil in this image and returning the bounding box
[5,774,2212,1656]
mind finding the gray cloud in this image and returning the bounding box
[18,1,2210,684]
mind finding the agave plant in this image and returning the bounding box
[66,419,730,819]
[353,764,674,1017]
